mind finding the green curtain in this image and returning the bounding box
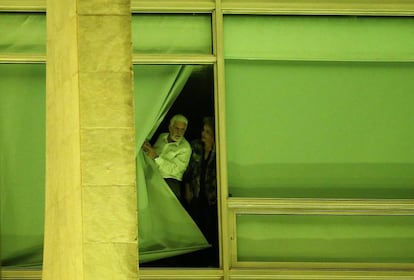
[237,214,414,263]
[134,65,194,146]
[225,60,414,198]
[224,15,414,265]
[0,12,46,269]
[223,15,414,61]
[0,13,46,54]
[0,63,210,267]
[0,12,213,267]
[131,14,212,54]
[0,64,45,268]
[224,15,414,199]
[134,65,209,263]
[0,13,212,55]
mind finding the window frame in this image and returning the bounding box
[1,1,414,279]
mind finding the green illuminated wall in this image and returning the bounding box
[1,12,414,270]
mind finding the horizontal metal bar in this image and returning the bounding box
[228,198,414,215]
[2,54,413,64]
[1,269,42,280]
[0,0,45,12]
[0,54,217,64]
[230,267,414,279]
[140,268,223,279]
[0,53,45,63]
[224,57,414,63]
[221,0,414,16]
[131,0,215,13]
[2,0,414,15]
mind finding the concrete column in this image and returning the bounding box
[43,0,138,279]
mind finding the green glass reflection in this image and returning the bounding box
[225,60,414,198]
[134,64,216,266]
[236,214,414,263]
[0,64,45,267]
[0,13,212,56]
[224,16,414,199]
[0,13,46,54]
[224,15,414,61]
[132,14,212,54]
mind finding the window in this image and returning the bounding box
[2,1,414,280]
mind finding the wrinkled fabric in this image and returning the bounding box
[138,153,209,263]
[133,64,209,263]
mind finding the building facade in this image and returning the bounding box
[1,0,414,279]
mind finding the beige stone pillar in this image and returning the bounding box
[43,0,138,279]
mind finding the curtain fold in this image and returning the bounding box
[0,63,209,267]
[133,64,209,263]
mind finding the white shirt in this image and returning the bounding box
[153,133,191,181]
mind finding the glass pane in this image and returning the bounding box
[0,13,213,56]
[0,63,45,268]
[225,60,414,198]
[236,214,414,263]
[132,14,212,54]
[0,13,46,54]
[224,15,414,61]
[134,65,219,267]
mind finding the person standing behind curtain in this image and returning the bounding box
[183,116,218,266]
[142,114,192,201]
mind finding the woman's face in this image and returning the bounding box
[201,124,214,145]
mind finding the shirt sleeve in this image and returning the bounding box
[155,145,192,180]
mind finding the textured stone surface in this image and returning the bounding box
[42,0,138,280]
[80,128,136,185]
[78,15,132,73]
[44,2,83,277]
[84,242,138,280]
[47,15,78,88]
[46,77,81,200]
[43,185,84,280]
[47,0,77,35]
[78,0,131,15]
[45,0,138,278]
[79,71,134,128]
[83,186,138,243]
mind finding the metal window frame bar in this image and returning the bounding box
[2,1,414,279]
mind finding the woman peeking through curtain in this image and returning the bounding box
[183,116,219,266]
